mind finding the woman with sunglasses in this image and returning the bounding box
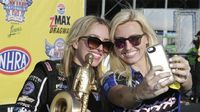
[13,15,113,112]
[101,9,192,112]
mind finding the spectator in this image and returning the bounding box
[191,30,200,103]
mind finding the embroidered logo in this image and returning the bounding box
[22,81,35,95]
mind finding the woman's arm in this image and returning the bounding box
[103,66,173,109]
[107,85,141,108]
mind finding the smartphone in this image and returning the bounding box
[146,44,180,90]
[147,44,171,75]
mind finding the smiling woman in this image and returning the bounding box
[101,9,192,112]
[13,15,112,112]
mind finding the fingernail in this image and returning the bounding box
[169,58,172,62]
[169,64,173,67]
[172,69,176,72]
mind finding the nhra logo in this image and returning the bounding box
[0,46,31,75]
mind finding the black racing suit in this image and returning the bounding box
[13,60,102,112]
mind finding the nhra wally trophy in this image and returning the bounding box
[50,53,97,112]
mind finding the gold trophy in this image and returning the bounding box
[50,53,96,112]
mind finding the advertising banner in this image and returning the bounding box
[0,0,84,105]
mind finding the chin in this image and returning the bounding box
[124,59,138,65]
[91,62,99,67]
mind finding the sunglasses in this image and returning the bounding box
[80,36,113,53]
[114,34,145,49]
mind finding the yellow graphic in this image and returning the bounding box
[169,82,180,90]
[0,0,84,105]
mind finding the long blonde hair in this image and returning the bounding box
[109,9,158,86]
[63,15,110,79]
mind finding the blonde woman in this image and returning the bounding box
[14,16,113,112]
[101,9,192,112]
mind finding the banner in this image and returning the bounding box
[0,0,84,105]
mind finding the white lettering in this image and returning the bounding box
[18,96,35,103]
[129,96,177,112]
[21,54,27,69]
[6,51,14,70]
[162,97,176,109]
[7,107,13,112]
[0,50,29,71]
[0,54,6,69]
[14,51,21,70]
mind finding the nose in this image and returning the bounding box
[96,44,104,52]
[125,40,132,50]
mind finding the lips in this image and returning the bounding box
[123,50,137,58]
[87,49,104,66]
[88,52,103,66]
[91,52,102,60]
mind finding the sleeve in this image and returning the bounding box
[101,73,118,97]
[101,73,128,97]
[13,62,48,112]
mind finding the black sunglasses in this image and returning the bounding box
[80,36,113,53]
[114,34,145,49]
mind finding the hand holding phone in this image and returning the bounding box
[147,44,180,90]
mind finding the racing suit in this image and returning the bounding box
[102,67,181,112]
[13,60,102,112]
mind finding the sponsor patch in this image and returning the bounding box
[16,102,30,108]
[13,107,31,112]
[57,76,65,81]
[18,96,35,103]
[29,75,42,83]
[44,62,52,71]
[22,81,35,95]
[56,82,68,90]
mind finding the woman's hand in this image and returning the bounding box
[136,65,174,100]
[169,55,192,91]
